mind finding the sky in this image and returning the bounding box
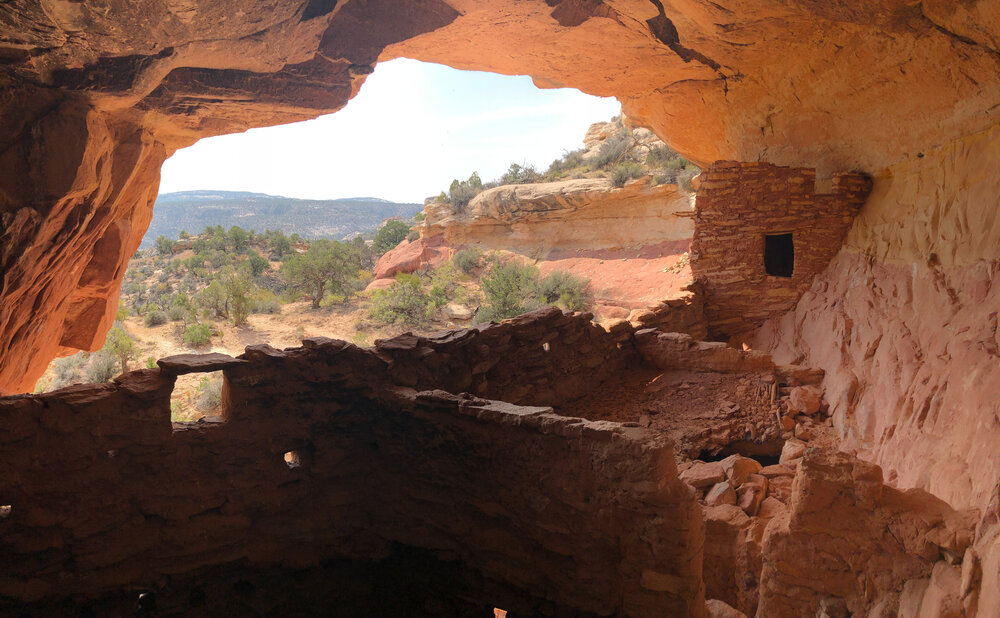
[157,58,622,204]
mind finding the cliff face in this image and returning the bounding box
[753,123,1000,512]
[422,178,693,252]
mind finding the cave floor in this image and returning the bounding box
[555,361,837,460]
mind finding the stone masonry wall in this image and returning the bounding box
[0,309,705,617]
[372,306,631,407]
[691,161,872,339]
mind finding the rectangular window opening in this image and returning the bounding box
[764,233,794,278]
[170,370,228,429]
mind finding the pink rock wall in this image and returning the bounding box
[753,124,1000,512]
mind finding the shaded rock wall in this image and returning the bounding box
[753,123,1000,512]
[691,161,871,339]
[0,310,705,617]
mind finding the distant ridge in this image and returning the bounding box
[143,191,421,247]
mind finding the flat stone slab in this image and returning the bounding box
[157,353,246,375]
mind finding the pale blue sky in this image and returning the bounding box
[158,58,621,203]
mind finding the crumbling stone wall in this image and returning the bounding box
[691,161,872,339]
[0,309,704,617]
[373,306,630,406]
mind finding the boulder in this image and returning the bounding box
[443,303,474,321]
[720,454,762,487]
[705,481,738,507]
[779,439,807,464]
[680,461,726,489]
[788,385,822,414]
[705,598,748,618]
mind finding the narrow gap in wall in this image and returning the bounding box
[764,232,794,277]
[283,450,301,469]
[0,505,11,520]
[542,342,550,352]
[170,370,228,428]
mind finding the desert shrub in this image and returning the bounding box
[84,351,118,383]
[167,306,187,322]
[547,148,586,176]
[445,172,485,209]
[369,274,432,325]
[48,352,88,390]
[183,323,212,347]
[609,162,644,188]
[499,162,541,185]
[678,167,698,194]
[195,375,223,413]
[645,144,678,167]
[453,247,482,274]
[478,260,540,322]
[144,310,167,327]
[406,230,420,242]
[539,271,591,311]
[591,130,631,169]
[252,291,281,315]
[145,356,157,369]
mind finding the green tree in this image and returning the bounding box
[228,226,250,253]
[247,253,270,277]
[155,235,174,256]
[222,269,254,326]
[279,239,359,309]
[196,280,230,319]
[373,220,411,255]
[269,233,292,259]
[104,322,138,374]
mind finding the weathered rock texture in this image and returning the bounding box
[0,310,706,617]
[758,449,978,618]
[691,161,872,339]
[422,177,693,253]
[753,123,1000,513]
[3,0,998,390]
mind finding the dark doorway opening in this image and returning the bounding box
[764,233,794,277]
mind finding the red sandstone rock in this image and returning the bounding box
[370,234,451,281]
[720,455,762,488]
[779,439,807,464]
[680,461,726,489]
[705,598,747,618]
[788,385,822,414]
[705,482,737,507]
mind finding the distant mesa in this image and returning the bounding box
[144,191,421,247]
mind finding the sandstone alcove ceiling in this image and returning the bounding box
[3,0,1000,616]
[2,0,999,392]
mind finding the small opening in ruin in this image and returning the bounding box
[542,342,550,352]
[694,439,785,467]
[284,451,301,469]
[170,370,228,427]
[764,233,794,277]
[0,505,11,519]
